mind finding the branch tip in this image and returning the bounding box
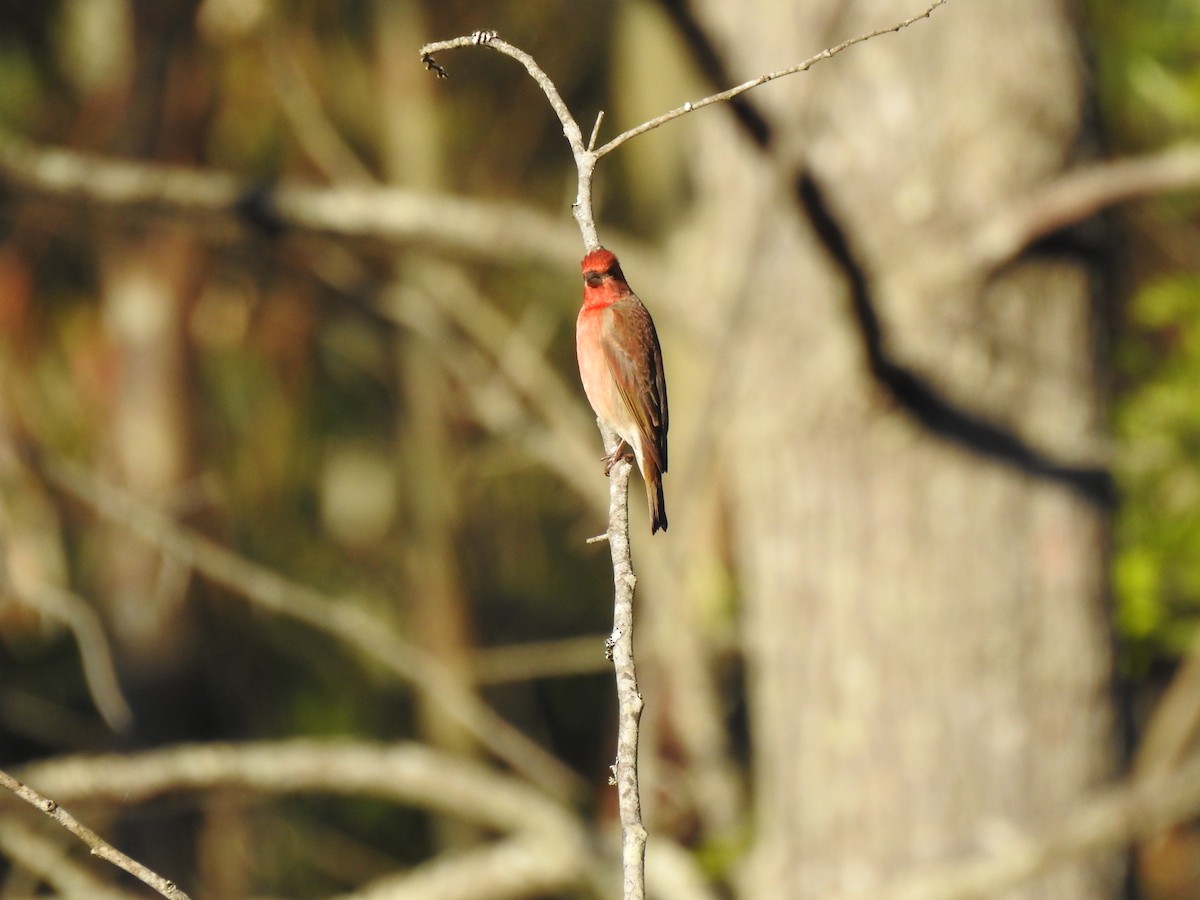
[594,0,952,158]
[588,111,606,152]
[421,53,448,78]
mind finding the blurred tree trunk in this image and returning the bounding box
[95,0,209,688]
[375,0,480,852]
[90,1,210,880]
[673,0,1120,895]
[97,229,199,676]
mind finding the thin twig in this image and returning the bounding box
[417,33,586,158]
[593,0,951,158]
[588,111,606,153]
[0,768,191,899]
[417,31,600,250]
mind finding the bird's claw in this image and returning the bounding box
[602,441,634,476]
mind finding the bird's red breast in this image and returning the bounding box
[576,248,668,532]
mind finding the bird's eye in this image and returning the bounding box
[585,273,604,287]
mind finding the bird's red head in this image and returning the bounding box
[581,248,625,286]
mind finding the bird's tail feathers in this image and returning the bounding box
[646,466,667,534]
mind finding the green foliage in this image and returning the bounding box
[1087,0,1200,147]
[1089,0,1200,668]
[1115,275,1200,668]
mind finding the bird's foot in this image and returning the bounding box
[602,441,634,476]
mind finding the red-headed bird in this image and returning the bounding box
[576,248,668,533]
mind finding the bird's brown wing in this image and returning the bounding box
[603,296,668,474]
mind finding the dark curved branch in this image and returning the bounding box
[795,173,1116,508]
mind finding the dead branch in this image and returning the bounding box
[0,768,190,899]
[417,31,599,250]
[17,739,581,841]
[0,131,583,266]
[595,0,951,158]
[971,142,1200,269]
[16,739,591,900]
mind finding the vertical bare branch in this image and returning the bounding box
[418,29,645,895]
[604,452,648,898]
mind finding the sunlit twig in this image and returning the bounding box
[0,768,190,899]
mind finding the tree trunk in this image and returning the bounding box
[677,0,1120,895]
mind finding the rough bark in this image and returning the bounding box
[676,0,1119,895]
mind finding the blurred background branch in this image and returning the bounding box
[35,455,584,799]
[1,583,133,734]
[0,131,594,266]
[11,740,592,899]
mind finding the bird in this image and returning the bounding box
[575,247,668,533]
